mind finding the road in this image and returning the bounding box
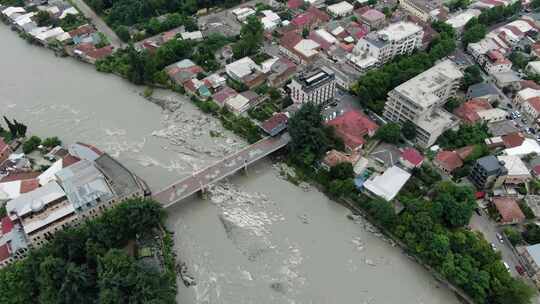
[70,0,125,49]
[469,209,522,277]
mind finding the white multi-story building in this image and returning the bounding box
[289,67,336,105]
[348,22,423,72]
[383,60,463,147]
[399,0,443,22]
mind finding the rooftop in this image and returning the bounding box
[6,181,66,219]
[401,147,424,166]
[364,166,411,201]
[498,155,530,177]
[493,196,525,223]
[94,154,142,198]
[394,60,463,109]
[526,243,540,266]
[325,109,378,151]
[377,21,422,42]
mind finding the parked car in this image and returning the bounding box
[515,265,525,275]
[496,233,504,243]
[491,243,497,251]
[504,262,510,272]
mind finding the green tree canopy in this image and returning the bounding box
[375,123,401,143]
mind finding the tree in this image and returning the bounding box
[462,65,483,89]
[375,123,401,143]
[115,25,130,42]
[503,227,523,246]
[232,16,263,59]
[435,182,476,228]
[23,136,41,154]
[288,103,342,167]
[523,224,540,244]
[329,162,354,180]
[402,121,416,140]
[509,51,530,70]
[462,23,487,46]
[444,97,464,112]
[3,116,16,138]
[42,137,62,148]
[35,11,53,26]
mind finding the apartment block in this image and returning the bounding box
[348,22,423,72]
[289,67,336,105]
[399,0,443,22]
[383,60,463,147]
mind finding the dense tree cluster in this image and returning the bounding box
[354,180,535,304]
[374,123,401,144]
[462,65,483,90]
[462,2,521,46]
[351,22,456,113]
[288,103,344,168]
[0,198,176,304]
[232,16,264,59]
[437,123,490,149]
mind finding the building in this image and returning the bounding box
[454,99,492,124]
[492,196,525,224]
[498,155,531,185]
[399,0,443,22]
[231,7,256,22]
[321,149,361,171]
[325,109,378,151]
[165,59,204,85]
[469,155,507,190]
[348,22,423,72]
[0,138,12,166]
[327,1,354,17]
[363,166,411,201]
[399,147,424,169]
[521,96,540,120]
[522,243,540,284]
[225,57,261,82]
[357,8,386,30]
[290,6,330,30]
[466,83,501,102]
[289,67,336,105]
[434,150,464,174]
[0,216,28,267]
[445,9,481,32]
[279,30,321,64]
[383,60,463,147]
[526,61,540,75]
[260,10,281,31]
[261,113,288,136]
[483,50,513,75]
[504,138,540,157]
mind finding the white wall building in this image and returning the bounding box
[327,1,354,17]
[225,57,261,82]
[348,22,423,72]
[383,60,463,147]
[289,67,336,105]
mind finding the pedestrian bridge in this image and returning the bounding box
[152,133,290,208]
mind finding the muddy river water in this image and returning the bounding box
[0,25,459,304]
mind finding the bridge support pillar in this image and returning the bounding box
[242,159,248,176]
[198,181,209,200]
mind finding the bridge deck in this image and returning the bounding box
[153,133,290,208]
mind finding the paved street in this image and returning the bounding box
[71,0,125,49]
[469,209,522,277]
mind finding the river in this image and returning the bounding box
[0,25,459,304]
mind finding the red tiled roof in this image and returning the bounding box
[261,113,288,133]
[435,150,463,172]
[85,45,113,60]
[486,50,511,65]
[1,217,13,235]
[323,149,360,168]
[212,86,237,105]
[62,154,80,168]
[493,196,525,223]
[68,24,95,37]
[20,179,39,194]
[326,110,378,151]
[456,145,475,160]
[401,148,423,166]
[0,172,40,183]
[505,25,523,37]
[280,30,303,50]
[291,6,329,27]
[287,0,303,9]
[0,244,10,262]
[0,138,8,154]
[502,132,525,148]
[533,164,540,176]
[360,9,385,22]
[520,80,540,90]
[454,99,492,124]
[527,96,540,112]
[306,6,330,22]
[308,31,332,50]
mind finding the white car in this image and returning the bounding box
[504,262,510,272]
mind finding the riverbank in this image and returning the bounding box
[0,24,463,304]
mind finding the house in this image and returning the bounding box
[357,8,386,30]
[498,155,531,185]
[526,61,540,75]
[504,138,540,157]
[231,7,255,22]
[483,50,512,75]
[225,57,266,88]
[327,1,354,17]
[492,71,522,90]
[291,6,330,30]
[279,30,321,64]
[180,31,203,41]
[521,96,540,120]
[165,59,204,85]
[399,147,424,169]
[399,0,444,22]
[454,99,492,124]
[321,150,366,175]
[514,87,540,106]
[225,94,251,114]
[261,113,288,136]
[0,138,12,166]
[267,57,297,87]
[261,10,281,31]
[325,109,378,152]
[363,166,411,201]
[73,43,113,64]
[212,86,237,107]
[469,155,507,190]
[434,150,463,174]
[466,83,501,102]
[492,196,525,223]
[445,9,481,32]
[488,120,520,137]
